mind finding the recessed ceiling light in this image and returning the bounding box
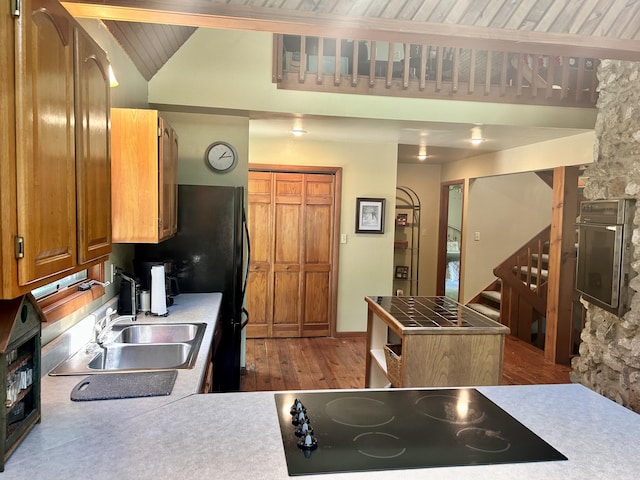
[470,126,484,145]
[417,145,429,160]
[290,128,307,137]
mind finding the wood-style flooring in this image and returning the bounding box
[240,334,572,392]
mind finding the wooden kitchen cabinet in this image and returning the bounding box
[0,294,43,471]
[110,108,178,243]
[0,0,111,299]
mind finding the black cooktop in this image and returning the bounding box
[275,388,566,476]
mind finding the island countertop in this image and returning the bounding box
[4,382,640,479]
[365,296,510,335]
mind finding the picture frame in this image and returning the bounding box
[395,265,409,279]
[395,213,408,226]
[355,197,385,234]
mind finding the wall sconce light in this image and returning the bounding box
[470,126,484,145]
[290,128,307,137]
[108,64,119,88]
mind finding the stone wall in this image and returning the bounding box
[570,59,640,413]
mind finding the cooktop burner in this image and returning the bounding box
[275,388,566,476]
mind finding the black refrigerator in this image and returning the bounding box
[135,185,249,392]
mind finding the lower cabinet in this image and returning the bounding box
[0,295,42,472]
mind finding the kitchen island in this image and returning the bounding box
[365,296,510,388]
[5,381,640,478]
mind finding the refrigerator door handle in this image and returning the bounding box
[239,307,249,330]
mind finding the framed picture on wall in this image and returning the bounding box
[356,197,385,234]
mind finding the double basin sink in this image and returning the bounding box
[50,321,207,375]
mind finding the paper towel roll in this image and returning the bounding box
[150,265,167,315]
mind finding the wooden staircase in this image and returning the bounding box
[468,226,551,349]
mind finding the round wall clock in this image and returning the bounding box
[205,141,238,173]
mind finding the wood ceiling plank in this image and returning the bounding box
[153,26,177,65]
[365,0,393,18]
[62,0,640,60]
[459,0,491,26]
[534,0,569,32]
[128,22,165,73]
[592,0,631,37]
[606,1,640,39]
[104,21,155,80]
[473,0,509,27]
[443,0,474,25]
[504,0,544,31]
[409,0,443,22]
[487,0,524,29]
[395,0,427,21]
[618,5,640,40]
[310,0,340,15]
[577,0,619,36]
[380,0,409,19]
[427,0,456,23]
[524,0,555,24]
[565,0,600,34]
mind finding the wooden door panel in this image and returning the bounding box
[247,202,271,263]
[273,270,300,336]
[306,174,334,203]
[248,171,272,201]
[245,268,270,338]
[15,0,77,284]
[275,173,303,203]
[74,27,111,264]
[274,204,301,264]
[303,270,331,336]
[305,204,332,263]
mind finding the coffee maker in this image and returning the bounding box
[117,271,139,316]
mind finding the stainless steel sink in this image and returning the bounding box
[87,343,192,370]
[110,323,204,344]
[50,322,207,375]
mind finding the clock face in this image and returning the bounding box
[205,141,238,172]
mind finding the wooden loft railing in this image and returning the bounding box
[272,35,599,108]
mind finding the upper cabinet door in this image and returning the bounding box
[14,0,77,285]
[74,26,112,264]
[159,117,177,241]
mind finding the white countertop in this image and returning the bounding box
[5,298,640,478]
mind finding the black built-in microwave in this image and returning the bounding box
[576,199,635,316]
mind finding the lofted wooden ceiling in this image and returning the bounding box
[64,0,640,81]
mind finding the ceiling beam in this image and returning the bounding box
[61,0,640,61]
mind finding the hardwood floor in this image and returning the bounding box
[240,334,572,392]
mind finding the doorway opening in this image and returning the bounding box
[436,181,464,301]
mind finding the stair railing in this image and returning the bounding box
[493,225,551,317]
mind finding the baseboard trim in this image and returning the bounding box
[335,331,366,338]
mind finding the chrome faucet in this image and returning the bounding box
[94,307,136,345]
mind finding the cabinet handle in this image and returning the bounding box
[15,236,24,259]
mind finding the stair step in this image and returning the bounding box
[530,253,549,263]
[515,265,548,279]
[467,303,500,322]
[480,290,501,304]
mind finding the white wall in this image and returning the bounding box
[250,136,397,333]
[396,163,442,296]
[158,111,249,189]
[463,172,553,302]
[441,132,595,182]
